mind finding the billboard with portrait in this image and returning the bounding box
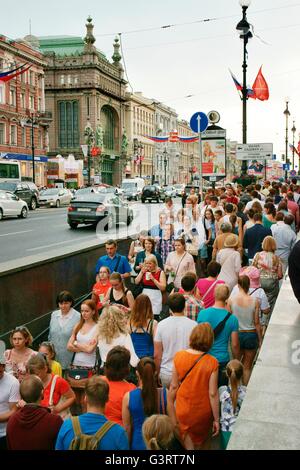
[247,159,264,176]
[201,139,226,176]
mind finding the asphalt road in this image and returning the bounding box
[0,199,182,265]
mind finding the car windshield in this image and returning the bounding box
[42,189,60,195]
[166,186,173,190]
[122,183,135,190]
[75,188,98,195]
[174,184,182,188]
[0,182,17,191]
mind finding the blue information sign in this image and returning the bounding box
[283,164,290,171]
[190,112,208,134]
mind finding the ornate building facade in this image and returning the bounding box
[0,34,50,186]
[39,17,127,185]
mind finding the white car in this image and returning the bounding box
[164,185,177,197]
[0,190,28,220]
[39,188,73,208]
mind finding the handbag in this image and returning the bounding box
[49,374,71,420]
[66,347,102,389]
[166,253,187,293]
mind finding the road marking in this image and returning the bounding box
[26,235,97,251]
[0,230,33,237]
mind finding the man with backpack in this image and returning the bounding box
[55,376,129,450]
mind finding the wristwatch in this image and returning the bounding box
[73,340,78,346]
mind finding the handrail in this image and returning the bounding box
[0,290,93,342]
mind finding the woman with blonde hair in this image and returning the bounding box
[129,295,157,359]
[227,276,261,385]
[135,255,166,319]
[219,359,246,449]
[252,236,282,314]
[142,414,185,450]
[97,305,139,368]
[168,323,219,450]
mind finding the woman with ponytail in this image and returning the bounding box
[219,359,246,449]
[122,357,168,450]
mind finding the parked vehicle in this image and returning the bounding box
[39,188,72,207]
[67,193,134,230]
[121,178,145,201]
[26,182,40,206]
[141,184,166,203]
[0,160,21,183]
[0,181,38,210]
[0,190,28,220]
[163,185,177,198]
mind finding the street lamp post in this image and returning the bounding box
[163,147,168,186]
[138,142,143,178]
[283,100,290,181]
[30,112,35,184]
[291,121,296,171]
[84,119,95,186]
[236,0,253,175]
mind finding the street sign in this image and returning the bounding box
[290,170,297,176]
[236,143,273,160]
[190,112,208,134]
[209,176,217,182]
[283,163,290,171]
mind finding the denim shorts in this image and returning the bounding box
[239,332,258,350]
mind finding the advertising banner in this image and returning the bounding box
[247,159,265,176]
[202,139,226,176]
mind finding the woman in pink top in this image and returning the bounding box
[196,261,225,309]
[165,238,196,289]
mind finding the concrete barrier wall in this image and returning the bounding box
[0,237,132,345]
[227,277,300,450]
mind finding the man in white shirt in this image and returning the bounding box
[271,213,297,274]
[0,341,20,450]
[244,190,264,213]
[154,294,197,388]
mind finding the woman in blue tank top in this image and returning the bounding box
[129,295,157,359]
[122,357,168,450]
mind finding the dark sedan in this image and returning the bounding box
[67,193,134,230]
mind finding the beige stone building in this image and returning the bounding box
[177,119,200,184]
[124,92,155,181]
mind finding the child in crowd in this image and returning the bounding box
[219,359,247,449]
[38,341,62,377]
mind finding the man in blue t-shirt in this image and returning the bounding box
[95,239,131,278]
[197,284,240,386]
[55,377,129,450]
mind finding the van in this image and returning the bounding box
[121,178,145,201]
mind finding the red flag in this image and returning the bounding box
[252,66,269,101]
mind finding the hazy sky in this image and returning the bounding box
[1,0,300,162]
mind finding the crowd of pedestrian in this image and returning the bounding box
[0,179,299,451]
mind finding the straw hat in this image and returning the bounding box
[239,266,261,289]
[224,234,239,248]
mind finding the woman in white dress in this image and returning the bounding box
[67,299,98,412]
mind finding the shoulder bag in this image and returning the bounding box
[198,279,219,311]
[166,253,187,293]
[49,374,71,420]
[178,352,207,388]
